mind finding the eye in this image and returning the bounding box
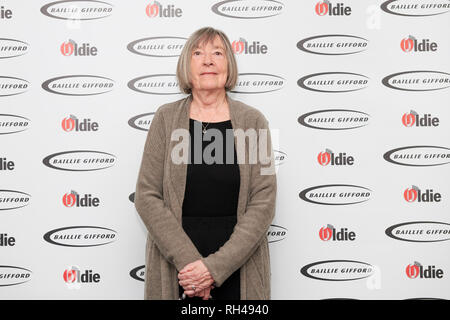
[214,51,223,55]
[193,51,201,56]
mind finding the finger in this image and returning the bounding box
[180,264,194,274]
[202,288,211,300]
[184,290,195,297]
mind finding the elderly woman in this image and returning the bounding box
[134,27,277,300]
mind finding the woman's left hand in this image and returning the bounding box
[178,260,214,294]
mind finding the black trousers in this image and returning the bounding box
[178,216,240,300]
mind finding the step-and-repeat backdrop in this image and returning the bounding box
[1,0,449,299]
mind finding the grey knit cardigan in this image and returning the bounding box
[134,94,277,299]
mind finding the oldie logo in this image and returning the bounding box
[42,150,116,171]
[231,38,268,55]
[298,109,370,130]
[405,261,444,279]
[299,184,371,205]
[62,190,100,208]
[145,1,182,18]
[400,36,437,52]
[127,37,186,57]
[232,73,284,94]
[128,112,155,131]
[386,221,450,243]
[128,74,181,95]
[0,233,16,246]
[62,115,99,132]
[403,185,441,203]
[0,76,29,97]
[0,5,13,19]
[315,1,352,16]
[42,75,114,96]
[382,71,450,91]
[0,190,31,211]
[40,0,114,20]
[297,34,368,55]
[319,224,356,241]
[267,224,287,243]
[212,0,284,19]
[130,265,145,282]
[298,72,369,93]
[402,110,439,127]
[301,260,374,281]
[380,0,450,17]
[43,226,118,247]
[0,266,32,287]
[63,266,101,289]
[0,157,15,171]
[0,38,29,59]
[383,146,450,167]
[60,39,97,56]
[317,149,354,166]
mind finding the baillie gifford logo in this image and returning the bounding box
[145,1,182,18]
[232,38,268,55]
[40,1,113,20]
[211,0,284,19]
[380,0,450,17]
[405,261,444,279]
[403,185,441,203]
[315,0,352,16]
[402,110,439,127]
[400,36,437,53]
[62,115,99,132]
[60,39,98,57]
[319,224,356,241]
[317,148,354,166]
[63,266,100,289]
[62,190,100,208]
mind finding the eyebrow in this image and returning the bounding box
[193,44,225,50]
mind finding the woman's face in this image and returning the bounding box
[190,35,228,92]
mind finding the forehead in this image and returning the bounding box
[193,34,225,49]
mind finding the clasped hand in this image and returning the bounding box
[178,260,215,300]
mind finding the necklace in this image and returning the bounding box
[195,97,226,134]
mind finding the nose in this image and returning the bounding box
[202,52,214,66]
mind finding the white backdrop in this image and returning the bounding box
[1,0,449,299]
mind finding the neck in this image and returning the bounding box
[191,88,227,109]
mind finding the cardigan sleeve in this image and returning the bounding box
[201,114,277,287]
[134,107,202,272]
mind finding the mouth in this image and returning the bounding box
[200,72,217,75]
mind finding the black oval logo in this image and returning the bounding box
[383,146,450,167]
[0,265,32,287]
[385,221,450,243]
[40,0,114,20]
[298,109,370,130]
[298,72,369,93]
[380,0,450,17]
[301,260,374,281]
[129,265,145,282]
[299,184,371,205]
[42,150,117,171]
[128,112,155,131]
[42,75,115,96]
[43,226,118,247]
[297,34,369,56]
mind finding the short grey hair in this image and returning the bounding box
[177,27,238,94]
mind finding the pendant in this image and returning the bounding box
[202,129,206,134]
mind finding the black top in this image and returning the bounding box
[182,118,240,217]
[179,118,241,300]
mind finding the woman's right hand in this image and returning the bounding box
[183,285,214,299]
